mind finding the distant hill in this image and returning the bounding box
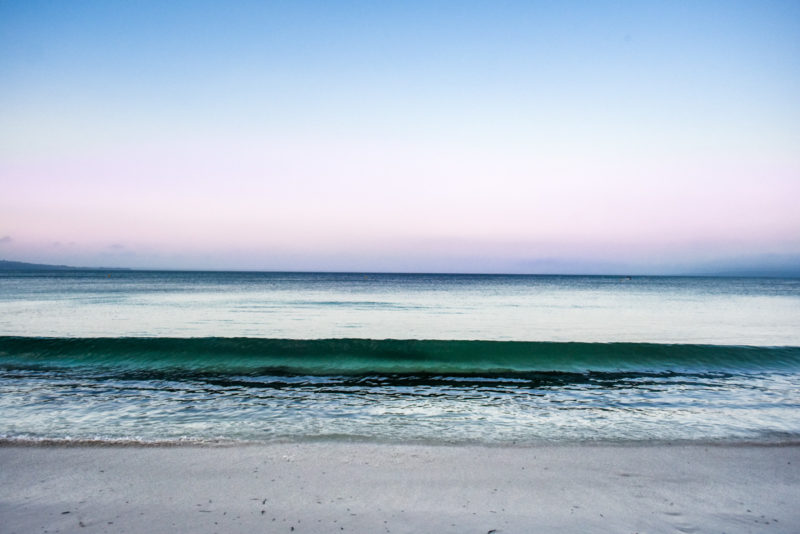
[0,260,129,271]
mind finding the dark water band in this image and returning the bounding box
[2,336,799,376]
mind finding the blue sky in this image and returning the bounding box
[1,1,799,272]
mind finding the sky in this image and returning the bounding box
[1,1,799,273]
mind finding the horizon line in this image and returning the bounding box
[2,258,799,278]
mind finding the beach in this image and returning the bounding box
[2,273,800,532]
[2,442,798,533]
[4,0,799,531]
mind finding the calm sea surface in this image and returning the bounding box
[1,271,799,444]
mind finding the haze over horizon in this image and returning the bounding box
[2,1,799,274]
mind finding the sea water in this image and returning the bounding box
[1,271,799,444]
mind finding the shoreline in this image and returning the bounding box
[3,436,800,448]
[0,437,800,450]
[2,442,798,533]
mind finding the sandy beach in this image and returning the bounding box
[1,442,797,533]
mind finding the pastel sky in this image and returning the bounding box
[1,1,799,273]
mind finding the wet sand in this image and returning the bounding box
[1,442,798,533]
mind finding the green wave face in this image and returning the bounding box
[1,337,799,376]
[2,336,800,444]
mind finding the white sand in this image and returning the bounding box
[1,442,798,533]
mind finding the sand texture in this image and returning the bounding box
[1,442,798,533]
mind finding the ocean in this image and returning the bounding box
[1,271,799,444]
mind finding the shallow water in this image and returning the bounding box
[2,271,799,344]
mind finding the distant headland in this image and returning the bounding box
[0,260,130,271]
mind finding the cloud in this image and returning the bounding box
[108,243,125,249]
[0,235,12,244]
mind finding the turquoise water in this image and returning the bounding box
[1,271,799,444]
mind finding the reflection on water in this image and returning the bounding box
[1,271,800,344]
